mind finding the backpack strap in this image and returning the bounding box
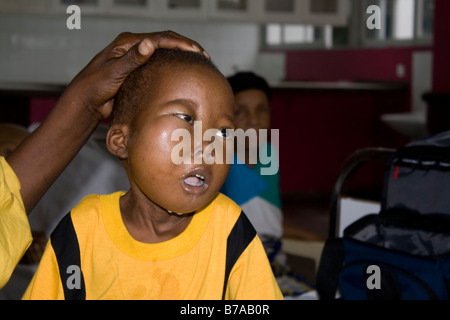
[222,211,257,300]
[51,212,86,300]
[316,238,344,300]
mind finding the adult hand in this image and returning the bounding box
[8,30,208,213]
[62,30,209,120]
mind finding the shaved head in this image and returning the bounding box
[112,49,222,126]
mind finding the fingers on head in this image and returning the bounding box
[110,31,209,60]
[155,30,205,54]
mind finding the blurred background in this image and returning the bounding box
[0,0,449,239]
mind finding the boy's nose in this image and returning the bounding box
[193,138,210,164]
[193,145,203,161]
[192,133,220,165]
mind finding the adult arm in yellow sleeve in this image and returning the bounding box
[1,31,207,289]
[0,158,32,288]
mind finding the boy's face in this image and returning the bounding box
[116,63,234,214]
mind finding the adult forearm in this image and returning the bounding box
[7,93,103,213]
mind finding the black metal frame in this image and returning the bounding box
[328,147,396,239]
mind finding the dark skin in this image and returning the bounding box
[107,63,235,244]
[6,31,208,214]
[233,89,271,168]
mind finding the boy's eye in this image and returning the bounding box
[175,113,193,124]
[216,128,234,140]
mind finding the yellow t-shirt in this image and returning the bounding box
[23,192,283,300]
[0,157,32,288]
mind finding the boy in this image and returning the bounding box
[1,31,206,288]
[23,49,283,300]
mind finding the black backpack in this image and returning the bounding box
[317,131,450,300]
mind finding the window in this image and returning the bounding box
[216,0,248,11]
[113,0,146,6]
[262,0,434,49]
[363,0,434,43]
[167,0,202,8]
[265,0,296,13]
[417,0,434,38]
[264,24,327,48]
[61,0,98,5]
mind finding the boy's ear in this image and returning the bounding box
[106,124,129,160]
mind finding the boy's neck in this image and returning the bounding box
[119,192,194,244]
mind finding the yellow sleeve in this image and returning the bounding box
[0,157,32,289]
[22,240,65,300]
[225,235,284,300]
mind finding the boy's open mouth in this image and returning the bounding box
[182,168,210,195]
[184,174,205,187]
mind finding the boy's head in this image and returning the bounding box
[227,72,271,134]
[111,49,221,126]
[107,49,235,214]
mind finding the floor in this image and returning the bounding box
[280,193,331,285]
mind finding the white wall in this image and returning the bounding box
[0,12,262,85]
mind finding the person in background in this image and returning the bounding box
[0,31,208,290]
[221,71,323,297]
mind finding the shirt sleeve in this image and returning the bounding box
[22,240,64,300]
[225,235,284,300]
[0,157,32,288]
